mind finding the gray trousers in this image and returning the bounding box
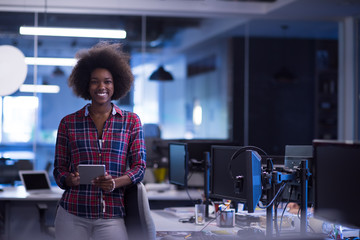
[54,206,128,240]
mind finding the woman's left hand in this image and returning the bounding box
[92,173,115,192]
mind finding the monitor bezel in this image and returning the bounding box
[313,139,360,229]
[168,142,189,187]
[209,145,262,213]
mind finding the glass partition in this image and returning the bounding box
[0,10,355,171]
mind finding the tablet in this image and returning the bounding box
[78,164,105,185]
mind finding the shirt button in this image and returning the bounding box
[99,153,101,157]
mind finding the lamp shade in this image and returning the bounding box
[149,66,174,81]
[0,45,27,96]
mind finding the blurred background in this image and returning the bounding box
[0,0,359,184]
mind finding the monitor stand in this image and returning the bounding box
[265,159,310,238]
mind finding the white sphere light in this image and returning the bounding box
[0,45,27,96]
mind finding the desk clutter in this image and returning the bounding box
[153,202,360,240]
[157,230,259,240]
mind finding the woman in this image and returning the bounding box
[53,42,146,240]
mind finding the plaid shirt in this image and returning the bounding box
[53,103,146,219]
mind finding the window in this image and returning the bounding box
[2,96,39,143]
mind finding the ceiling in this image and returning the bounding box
[0,12,203,52]
[0,0,359,61]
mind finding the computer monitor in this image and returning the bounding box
[185,140,237,188]
[313,140,360,229]
[281,145,314,205]
[209,145,262,213]
[168,142,189,187]
[186,140,236,170]
[284,145,313,169]
[0,158,33,185]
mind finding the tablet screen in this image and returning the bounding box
[78,164,105,184]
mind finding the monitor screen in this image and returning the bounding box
[209,145,262,213]
[168,142,189,187]
[313,140,360,229]
[186,140,235,167]
[19,170,51,191]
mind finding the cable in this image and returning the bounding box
[257,182,287,209]
[274,200,279,237]
[280,185,294,233]
[295,206,316,234]
[187,171,194,181]
[267,157,274,171]
[274,182,288,237]
[184,186,196,204]
[179,201,232,238]
[198,203,231,232]
[308,222,315,233]
[228,146,268,181]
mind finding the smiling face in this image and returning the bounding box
[89,68,114,106]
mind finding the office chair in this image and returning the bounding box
[124,182,156,240]
[15,159,34,171]
[143,123,161,138]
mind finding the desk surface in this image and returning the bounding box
[151,208,240,236]
[0,186,63,200]
[151,207,360,240]
[147,189,203,201]
[0,185,203,201]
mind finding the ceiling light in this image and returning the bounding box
[193,100,202,126]
[19,84,60,94]
[25,57,77,66]
[149,66,174,81]
[19,26,126,39]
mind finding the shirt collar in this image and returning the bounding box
[84,103,122,117]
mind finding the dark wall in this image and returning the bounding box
[232,37,319,155]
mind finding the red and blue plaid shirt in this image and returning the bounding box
[53,103,146,219]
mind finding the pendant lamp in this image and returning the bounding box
[149,65,174,81]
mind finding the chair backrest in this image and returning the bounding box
[124,182,156,240]
[143,124,161,138]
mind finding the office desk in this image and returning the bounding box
[0,186,63,240]
[151,208,250,240]
[150,207,354,240]
[0,185,202,202]
[147,188,203,209]
[0,185,203,239]
[0,185,63,200]
[152,208,239,232]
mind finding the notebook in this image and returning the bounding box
[19,170,54,194]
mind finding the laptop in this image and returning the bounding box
[19,170,54,194]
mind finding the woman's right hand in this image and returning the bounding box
[65,172,80,187]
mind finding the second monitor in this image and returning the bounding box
[168,142,189,188]
[209,145,262,213]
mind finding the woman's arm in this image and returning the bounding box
[124,113,146,185]
[53,117,79,189]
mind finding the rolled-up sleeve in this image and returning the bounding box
[125,113,146,183]
[53,117,71,189]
